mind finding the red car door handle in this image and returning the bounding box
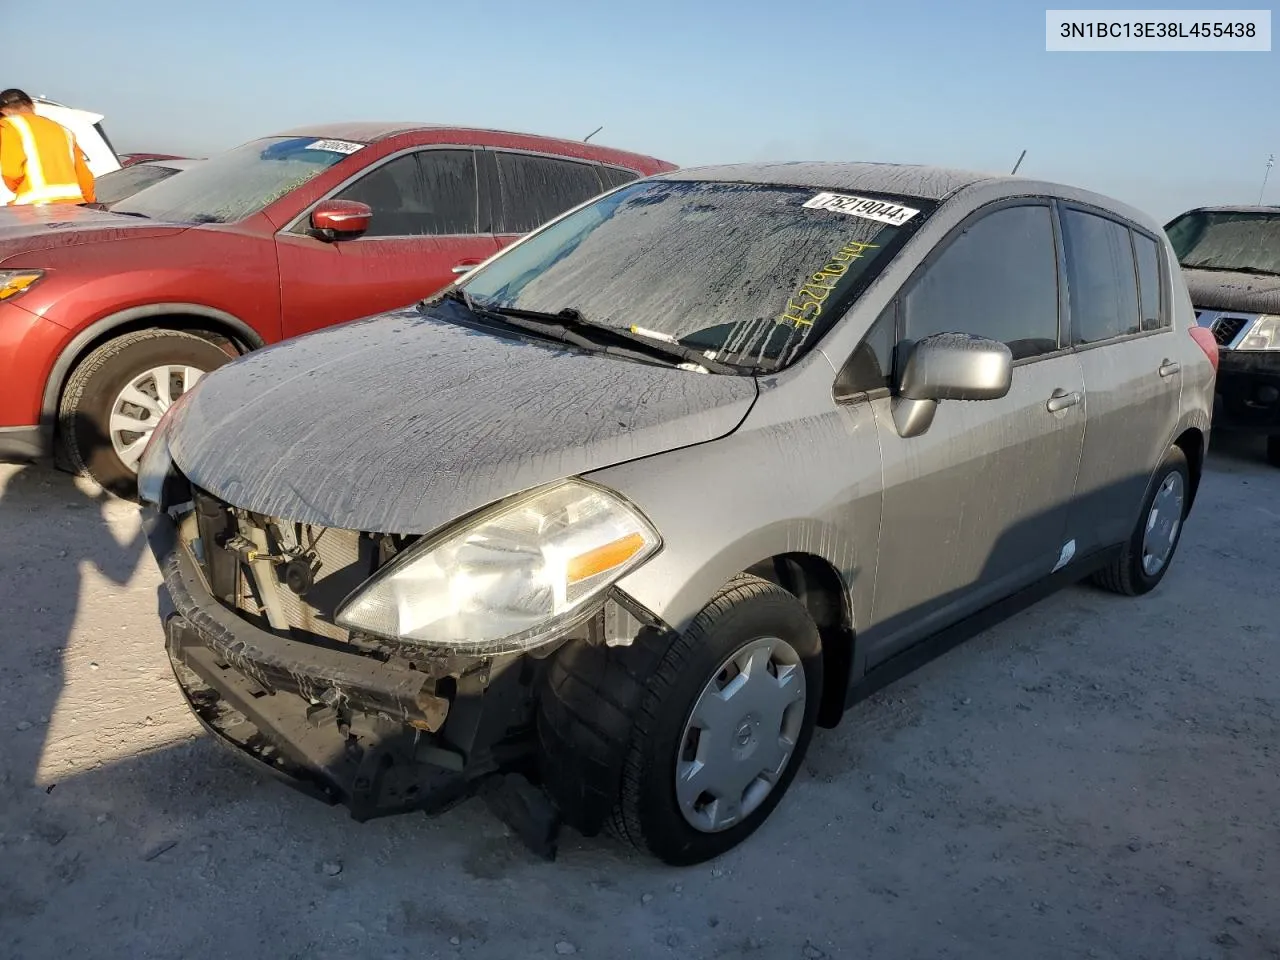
[452,262,481,275]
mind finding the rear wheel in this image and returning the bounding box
[58,330,231,497]
[1267,435,1280,468]
[1090,446,1189,596]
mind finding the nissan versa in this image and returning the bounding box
[139,163,1217,865]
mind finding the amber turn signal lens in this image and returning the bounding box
[567,532,646,585]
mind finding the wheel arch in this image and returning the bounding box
[1171,425,1205,512]
[40,304,265,429]
[739,552,855,730]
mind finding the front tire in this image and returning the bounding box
[611,575,822,865]
[1090,446,1189,596]
[58,330,231,498]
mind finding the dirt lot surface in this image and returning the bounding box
[1,437,1276,960]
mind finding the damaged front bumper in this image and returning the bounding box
[147,508,541,822]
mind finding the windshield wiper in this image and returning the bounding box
[482,303,744,375]
[436,292,744,374]
[108,209,150,218]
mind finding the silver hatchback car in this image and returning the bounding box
[139,162,1217,865]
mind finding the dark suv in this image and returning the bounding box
[1166,205,1280,465]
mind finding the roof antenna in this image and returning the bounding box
[1010,149,1027,175]
[583,125,603,143]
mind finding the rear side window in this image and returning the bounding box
[904,204,1060,361]
[1133,232,1167,331]
[599,165,640,189]
[495,152,604,233]
[1061,209,1141,345]
[335,149,477,237]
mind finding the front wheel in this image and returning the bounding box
[1090,446,1189,596]
[58,329,232,498]
[610,574,823,865]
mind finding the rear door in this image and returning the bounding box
[275,147,498,338]
[863,201,1087,663]
[1058,205,1182,556]
[487,149,609,252]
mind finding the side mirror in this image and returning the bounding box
[310,199,372,241]
[892,332,1012,438]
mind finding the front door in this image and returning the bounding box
[1057,206,1183,556]
[276,148,499,339]
[862,202,1087,664]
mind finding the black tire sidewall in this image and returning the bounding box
[67,335,230,496]
[1123,448,1190,594]
[632,589,823,865]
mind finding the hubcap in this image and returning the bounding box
[1141,471,1185,576]
[675,636,806,833]
[108,364,204,472]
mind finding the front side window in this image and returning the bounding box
[904,204,1060,361]
[112,136,362,223]
[1061,208,1141,345]
[334,149,477,237]
[1165,210,1280,276]
[457,179,934,371]
[496,153,604,233]
[1133,232,1167,331]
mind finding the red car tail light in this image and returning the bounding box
[1189,325,1219,372]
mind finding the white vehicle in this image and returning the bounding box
[0,98,121,204]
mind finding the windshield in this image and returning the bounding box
[457,179,932,370]
[111,136,364,223]
[94,164,180,207]
[1165,210,1280,275]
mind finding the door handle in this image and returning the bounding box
[1159,359,1181,378]
[1046,389,1081,413]
[452,262,480,275]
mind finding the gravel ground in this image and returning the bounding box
[0,436,1276,960]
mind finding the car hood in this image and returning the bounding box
[167,305,759,535]
[1182,267,1280,315]
[0,204,182,261]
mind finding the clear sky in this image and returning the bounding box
[9,0,1277,221]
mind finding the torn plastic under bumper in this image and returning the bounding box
[148,509,479,821]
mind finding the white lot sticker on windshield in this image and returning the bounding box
[306,139,364,155]
[802,192,920,227]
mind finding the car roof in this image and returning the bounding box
[653,161,995,201]
[269,121,670,167]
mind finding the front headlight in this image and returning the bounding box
[336,479,662,654]
[0,269,44,301]
[1239,314,1280,351]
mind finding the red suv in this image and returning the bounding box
[0,122,674,493]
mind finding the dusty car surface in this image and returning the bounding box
[140,162,1216,865]
[1165,205,1280,465]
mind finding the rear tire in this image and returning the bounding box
[1090,446,1189,597]
[1266,435,1280,468]
[58,330,231,498]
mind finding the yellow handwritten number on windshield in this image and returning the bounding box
[778,239,878,328]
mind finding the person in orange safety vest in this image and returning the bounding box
[0,88,96,205]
